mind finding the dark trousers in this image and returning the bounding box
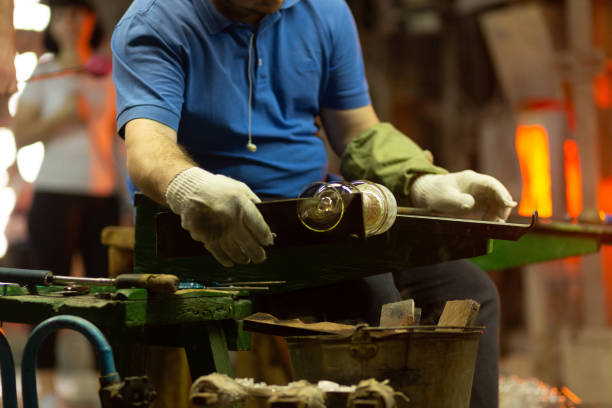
[393,260,499,408]
[27,191,119,368]
[28,192,119,278]
[257,273,400,326]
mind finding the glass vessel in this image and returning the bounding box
[297,180,397,236]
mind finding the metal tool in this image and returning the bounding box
[0,268,179,294]
[213,280,286,286]
[205,286,270,291]
[178,281,271,291]
[178,279,286,291]
[392,211,538,241]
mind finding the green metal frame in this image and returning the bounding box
[472,220,611,271]
[0,287,252,377]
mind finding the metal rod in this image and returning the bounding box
[51,276,115,287]
[211,286,270,291]
[214,281,285,286]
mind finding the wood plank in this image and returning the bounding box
[242,313,354,336]
[380,299,415,327]
[437,300,480,328]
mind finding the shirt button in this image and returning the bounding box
[258,58,263,66]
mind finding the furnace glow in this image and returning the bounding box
[515,124,553,218]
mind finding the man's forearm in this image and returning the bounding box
[321,105,380,156]
[125,118,197,204]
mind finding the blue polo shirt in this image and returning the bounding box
[112,0,370,197]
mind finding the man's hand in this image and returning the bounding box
[411,170,517,222]
[165,167,274,267]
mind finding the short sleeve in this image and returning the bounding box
[320,1,371,110]
[111,14,186,136]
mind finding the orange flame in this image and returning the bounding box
[564,139,583,219]
[515,124,553,218]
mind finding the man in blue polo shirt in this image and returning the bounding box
[112,1,516,407]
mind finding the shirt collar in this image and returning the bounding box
[199,0,301,35]
[281,0,300,8]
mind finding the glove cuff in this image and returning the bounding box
[165,167,212,214]
[410,174,437,209]
[406,173,428,207]
[340,122,448,206]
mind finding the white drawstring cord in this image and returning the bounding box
[246,33,257,152]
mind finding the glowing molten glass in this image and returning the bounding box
[515,124,553,218]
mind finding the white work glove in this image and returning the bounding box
[165,167,274,267]
[411,170,517,222]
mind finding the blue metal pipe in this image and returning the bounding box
[22,316,121,408]
[0,329,18,408]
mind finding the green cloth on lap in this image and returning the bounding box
[340,122,448,205]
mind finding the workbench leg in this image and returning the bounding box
[145,346,191,408]
[185,324,234,379]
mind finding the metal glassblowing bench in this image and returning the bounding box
[137,193,534,289]
[0,191,568,398]
[0,193,532,364]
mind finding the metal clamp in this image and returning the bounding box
[99,376,157,408]
[349,325,378,361]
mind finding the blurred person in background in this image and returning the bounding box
[12,0,122,405]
